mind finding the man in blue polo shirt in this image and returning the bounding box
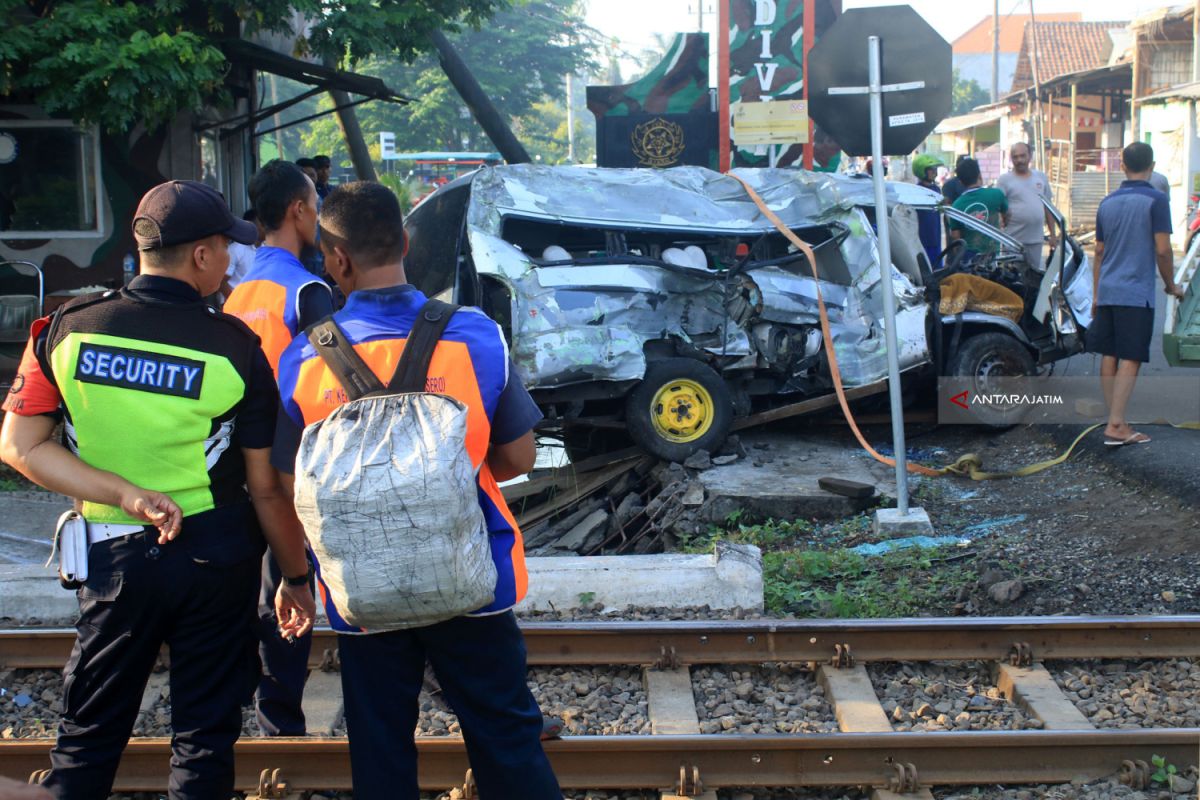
[1089,141,1186,446]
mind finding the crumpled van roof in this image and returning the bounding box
[465,164,941,235]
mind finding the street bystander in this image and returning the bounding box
[997,142,1057,274]
[1089,142,1186,446]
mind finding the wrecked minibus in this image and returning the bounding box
[404,165,1092,461]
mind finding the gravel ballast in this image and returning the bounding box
[1050,658,1200,729]
[869,662,1041,731]
[691,664,837,734]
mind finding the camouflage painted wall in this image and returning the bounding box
[587,34,718,169]
[728,0,842,169]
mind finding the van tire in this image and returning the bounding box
[948,333,1036,428]
[625,358,733,462]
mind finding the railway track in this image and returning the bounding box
[2,616,1198,797]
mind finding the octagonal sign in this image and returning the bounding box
[808,5,952,157]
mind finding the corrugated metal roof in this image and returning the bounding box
[934,107,1007,134]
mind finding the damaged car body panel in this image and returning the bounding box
[405,164,1089,459]
[458,165,932,393]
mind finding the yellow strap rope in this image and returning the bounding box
[729,173,1104,481]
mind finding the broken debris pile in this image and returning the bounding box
[505,436,751,556]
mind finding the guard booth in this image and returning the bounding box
[0,38,407,387]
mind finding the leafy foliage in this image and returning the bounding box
[298,0,596,164]
[951,68,990,116]
[1,0,508,132]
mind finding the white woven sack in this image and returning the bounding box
[294,392,497,632]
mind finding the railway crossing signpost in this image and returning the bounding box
[808,6,951,528]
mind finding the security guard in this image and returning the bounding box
[0,180,316,800]
[224,159,332,736]
[273,182,559,800]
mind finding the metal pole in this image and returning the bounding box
[991,0,999,103]
[867,35,910,515]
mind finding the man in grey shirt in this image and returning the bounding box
[997,142,1057,275]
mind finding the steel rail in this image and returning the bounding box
[2,730,1198,791]
[2,616,1200,669]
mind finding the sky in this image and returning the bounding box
[585,0,1166,77]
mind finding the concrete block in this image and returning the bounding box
[0,565,79,624]
[699,432,895,522]
[872,507,934,539]
[515,542,762,613]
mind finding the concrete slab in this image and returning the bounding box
[697,431,895,522]
[872,507,934,539]
[0,543,763,623]
[644,667,701,735]
[0,564,78,624]
[301,670,344,736]
[515,543,762,613]
[0,491,70,566]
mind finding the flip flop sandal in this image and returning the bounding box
[1104,432,1151,446]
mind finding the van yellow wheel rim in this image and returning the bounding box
[650,378,714,443]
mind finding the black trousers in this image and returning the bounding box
[42,530,260,800]
[339,612,561,800]
[255,551,313,735]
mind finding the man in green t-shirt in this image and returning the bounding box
[949,157,1009,255]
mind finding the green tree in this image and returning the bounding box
[0,0,508,132]
[952,68,989,116]
[299,0,596,164]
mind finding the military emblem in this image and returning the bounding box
[632,118,686,168]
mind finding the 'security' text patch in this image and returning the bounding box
[75,343,205,399]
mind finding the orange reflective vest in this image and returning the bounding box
[224,246,328,376]
[278,286,527,629]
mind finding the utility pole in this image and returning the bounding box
[991,0,1000,103]
[330,88,378,182]
[1029,0,1044,168]
[429,29,532,164]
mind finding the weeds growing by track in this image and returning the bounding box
[680,513,978,618]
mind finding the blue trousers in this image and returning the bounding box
[255,551,313,735]
[42,530,259,800]
[338,612,561,800]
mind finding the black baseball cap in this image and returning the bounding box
[132,180,257,251]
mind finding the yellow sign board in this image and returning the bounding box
[732,100,810,146]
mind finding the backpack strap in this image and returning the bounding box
[306,317,385,401]
[387,299,459,393]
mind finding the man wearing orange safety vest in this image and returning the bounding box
[224,159,332,737]
[271,182,559,800]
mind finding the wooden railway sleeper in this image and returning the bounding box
[887,761,920,794]
[831,643,854,669]
[1008,641,1033,667]
[1120,758,1152,790]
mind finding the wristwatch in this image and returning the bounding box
[284,566,312,587]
